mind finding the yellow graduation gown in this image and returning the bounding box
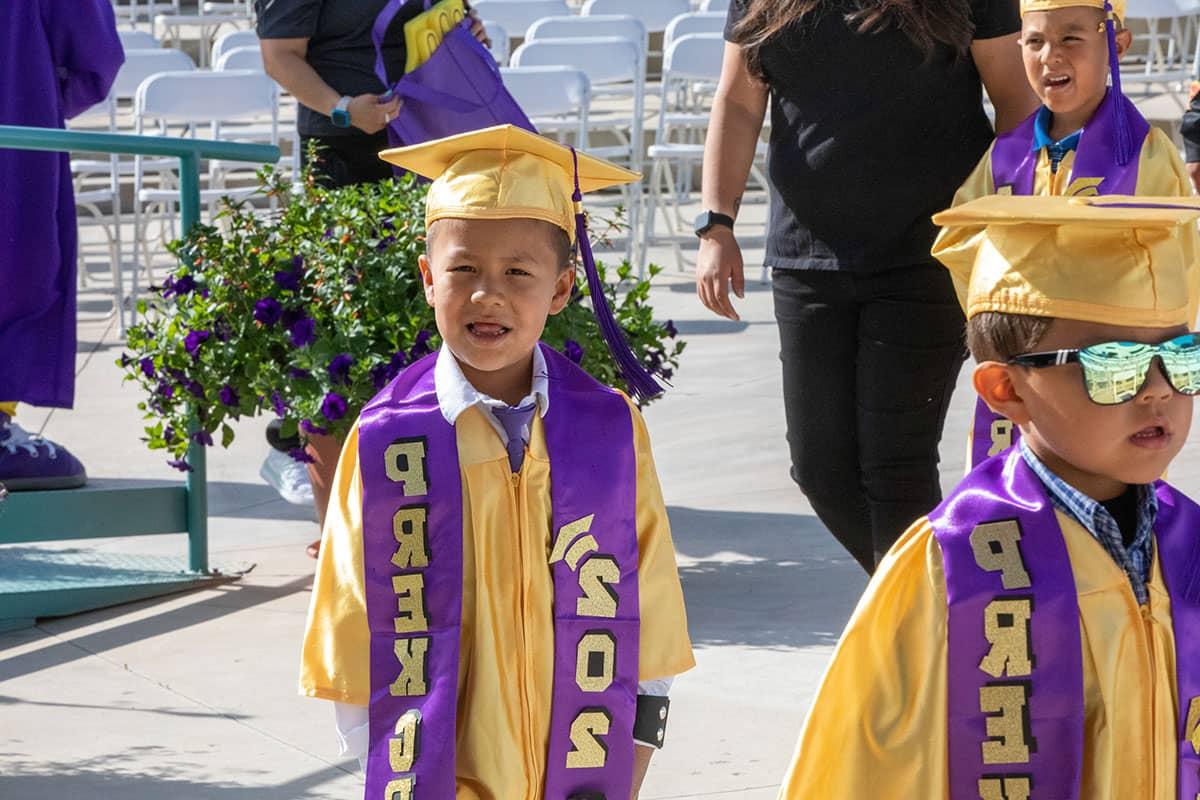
[300,400,695,800]
[777,511,1180,799]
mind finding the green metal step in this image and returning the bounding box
[0,548,245,631]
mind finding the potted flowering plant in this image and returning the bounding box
[120,164,684,475]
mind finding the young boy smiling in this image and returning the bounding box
[299,125,694,800]
[778,194,1200,798]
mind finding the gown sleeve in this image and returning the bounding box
[777,519,949,799]
[41,0,124,119]
[625,395,696,682]
[300,422,371,705]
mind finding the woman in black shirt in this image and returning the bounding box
[697,0,1038,572]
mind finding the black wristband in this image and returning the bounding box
[633,695,671,748]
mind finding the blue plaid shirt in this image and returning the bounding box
[1020,440,1156,604]
[1032,106,1083,174]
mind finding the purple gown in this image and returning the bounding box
[0,0,123,408]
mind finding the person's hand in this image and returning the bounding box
[348,92,402,135]
[1188,161,1200,196]
[467,8,491,48]
[696,227,744,321]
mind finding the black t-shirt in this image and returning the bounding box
[256,0,423,138]
[725,0,1020,271]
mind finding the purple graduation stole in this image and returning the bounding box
[968,89,1154,469]
[357,343,640,799]
[934,447,1200,798]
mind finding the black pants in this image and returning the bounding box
[300,131,393,188]
[772,263,967,573]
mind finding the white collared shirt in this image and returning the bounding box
[433,343,549,447]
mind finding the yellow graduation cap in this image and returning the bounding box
[378,124,639,244]
[931,194,1200,327]
[1021,0,1125,23]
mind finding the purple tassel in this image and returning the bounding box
[1104,0,1134,166]
[569,147,663,401]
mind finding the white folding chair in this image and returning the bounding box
[1121,0,1200,102]
[68,48,198,332]
[511,35,644,258]
[118,30,162,50]
[133,70,280,311]
[472,0,572,45]
[525,14,648,62]
[640,33,766,275]
[580,0,690,33]
[211,29,259,66]
[481,20,511,64]
[501,65,591,145]
[663,11,725,49]
[698,0,730,12]
[216,45,265,71]
[112,0,181,30]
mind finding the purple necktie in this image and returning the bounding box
[491,402,536,473]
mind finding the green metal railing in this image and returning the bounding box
[0,125,279,578]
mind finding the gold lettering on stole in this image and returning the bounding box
[1186,696,1200,754]
[390,636,430,696]
[978,775,1032,800]
[970,521,1032,589]
[389,710,422,771]
[988,418,1013,458]
[392,506,430,569]
[566,709,612,769]
[550,514,599,569]
[980,683,1035,764]
[384,439,428,496]
[979,598,1034,678]
[577,556,619,618]
[393,574,429,634]
[1065,176,1105,197]
[382,777,415,800]
[575,631,617,692]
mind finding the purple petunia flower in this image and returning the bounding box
[376,235,395,251]
[164,425,176,443]
[287,447,315,464]
[173,274,197,296]
[563,339,584,364]
[408,329,433,360]
[327,353,354,385]
[289,316,316,348]
[274,256,304,293]
[300,419,328,436]
[184,329,210,358]
[167,457,194,472]
[321,391,348,422]
[192,430,214,447]
[370,363,391,390]
[156,381,175,399]
[270,391,287,417]
[140,357,156,379]
[664,319,678,338]
[183,379,205,399]
[218,384,239,407]
[254,297,282,326]
[287,367,312,380]
[661,367,674,381]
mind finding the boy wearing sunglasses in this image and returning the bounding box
[778,194,1200,799]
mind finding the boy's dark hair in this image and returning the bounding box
[426,218,575,271]
[967,312,1053,362]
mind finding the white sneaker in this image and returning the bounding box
[260,448,314,506]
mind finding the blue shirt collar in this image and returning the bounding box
[1031,105,1083,153]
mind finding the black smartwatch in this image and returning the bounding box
[694,210,734,238]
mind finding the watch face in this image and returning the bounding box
[332,108,351,128]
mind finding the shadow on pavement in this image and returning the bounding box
[0,758,356,800]
[668,505,867,650]
[0,575,312,681]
